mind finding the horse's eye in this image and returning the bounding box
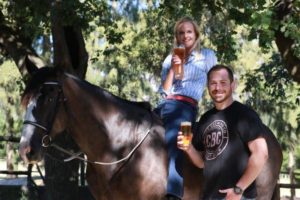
[39,87,45,95]
[49,88,55,93]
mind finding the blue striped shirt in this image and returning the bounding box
[159,48,217,101]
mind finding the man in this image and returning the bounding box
[177,64,268,200]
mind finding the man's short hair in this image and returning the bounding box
[207,64,234,83]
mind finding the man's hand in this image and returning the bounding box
[177,131,191,151]
[219,188,242,200]
[177,132,204,168]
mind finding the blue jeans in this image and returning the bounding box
[160,99,198,198]
[213,197,255,200]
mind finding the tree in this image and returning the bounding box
[0,0,300,198]
[0,0,90,199]
[241,52,300,198]
[143,0,300,82]
[0,63,23,178]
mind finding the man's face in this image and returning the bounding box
[208,69,235,104]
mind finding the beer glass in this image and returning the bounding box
[180,121,192,147]
[173,45,185,80]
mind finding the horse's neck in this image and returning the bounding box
[65,74,117,105]
[61,76,147,161]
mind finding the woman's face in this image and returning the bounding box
[176,21,197,51]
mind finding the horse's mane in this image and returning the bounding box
[66,73,152,111]
[21,67,152,111]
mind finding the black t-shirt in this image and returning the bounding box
[192,101,265,199]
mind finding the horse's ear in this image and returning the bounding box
[24,56,38,75]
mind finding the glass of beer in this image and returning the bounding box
[173,45,185,80]
[180,121,192,147]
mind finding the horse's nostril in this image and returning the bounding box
[19,144,32,163]
[24,145,31,155]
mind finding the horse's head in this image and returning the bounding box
[19,65,66,163]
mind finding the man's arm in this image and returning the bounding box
[236,137,268,190]
[219,137,268,199]
[177,132,205,168]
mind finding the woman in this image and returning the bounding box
[156,16,217,200]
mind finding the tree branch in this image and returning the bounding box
[0,11,45,77]
[274,0,300,83]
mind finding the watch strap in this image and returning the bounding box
[233,185,243,195]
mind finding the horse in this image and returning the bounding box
[19,66,282,200]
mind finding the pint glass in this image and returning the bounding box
[180,121,192,147]
[173,45,185,80]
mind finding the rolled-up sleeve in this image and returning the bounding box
[158,55,172,95]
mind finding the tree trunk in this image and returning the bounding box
[5,98,15,178]
[6,142,14,178]
[288,151,295,199]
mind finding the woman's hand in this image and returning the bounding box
[171,54,182,71]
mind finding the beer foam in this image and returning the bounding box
[181,121,191,126]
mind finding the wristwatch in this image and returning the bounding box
[233,185,243,195]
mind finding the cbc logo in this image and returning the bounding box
[203,120,229,160]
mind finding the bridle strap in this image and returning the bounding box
[50,128,152,165]
[44,81,61,86]
[23,119,52,147]
[23,81,63,147]
[51,111,155,166]
[23,120,48,132]
[24,80,155,167]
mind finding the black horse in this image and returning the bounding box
[19,66,282,200]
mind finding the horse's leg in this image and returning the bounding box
[182,156,203,200]
[86,164,112,200]
[256,161,277,200]
[138,151,168,200]
[109,146,168,200]
[134,127,168,200]
[256,133,282,200]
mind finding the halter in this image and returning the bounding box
[23,81,63,147]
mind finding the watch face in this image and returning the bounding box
[234,186,243,194]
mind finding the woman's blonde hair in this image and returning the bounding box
[173,16,201,51]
